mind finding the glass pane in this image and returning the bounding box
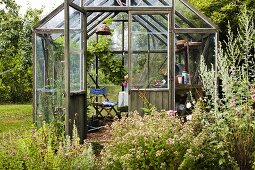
[175,0,212,28]
[39,7,80,29]
[70,8,83,91]
[72,0,80,5]
[109,13,128,51]
[111,21,123,51]
[35,33,65,126]
[175,33,216,116]
[131,15,168,50]
[131,0,171,6]
[35,36,44,89]
[84,0,122,6]
[87,12,113,36]
[70,31,82,91]
[130,14,169,89]
[70,7,81,29]
[124,22,128,51]
[40,10,64,29]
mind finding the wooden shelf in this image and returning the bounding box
[176,40,202,52]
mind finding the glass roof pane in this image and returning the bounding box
[70,7,81,29]
[131,0,171,6]
[84,0,119,6]
[38,7,80,29]
[39,10,64,29]
[72,0,80,5]
[175,0,212,28]
[87,12,118,36]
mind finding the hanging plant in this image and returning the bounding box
[87,33,127,85]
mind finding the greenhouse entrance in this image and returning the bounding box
[33,0,218,141]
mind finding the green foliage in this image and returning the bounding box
[91,141,104,155]
[97,105,241,169]
[139,91,157,115]
[178,103,240,170]
[98,111,189,170]
[0,123,95,169]
[195,7,255,170]
[188,0,255,42]
[87,29,127,85]
[0,0,42,103]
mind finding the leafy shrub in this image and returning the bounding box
[98,105,240,169]
[0,123,95,170]
[179,102,240,170]
[98,111,191,169]
[193,6,255,170]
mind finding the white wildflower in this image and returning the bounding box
[186,114,192,120]
[186,102,192,109]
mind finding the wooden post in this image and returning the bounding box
[64,0,70,136]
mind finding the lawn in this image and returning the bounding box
[0,104,33,135]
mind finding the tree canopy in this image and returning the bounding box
[0,0,41,103]
[188,0,255,41]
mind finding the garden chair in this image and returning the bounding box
[90,87,121,119]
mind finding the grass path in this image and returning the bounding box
[0,104,33,135]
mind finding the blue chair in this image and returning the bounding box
[90,87,120,118]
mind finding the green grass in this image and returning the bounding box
[0,104,33,135]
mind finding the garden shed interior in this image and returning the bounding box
[32,0,218,141]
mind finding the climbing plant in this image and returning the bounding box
[87,19,127,85]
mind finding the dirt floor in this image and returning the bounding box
[85,118,114,143]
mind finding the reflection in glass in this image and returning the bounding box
[69,8,82,92]
[70,31,82,91]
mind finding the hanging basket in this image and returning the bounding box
[96,23,111,35]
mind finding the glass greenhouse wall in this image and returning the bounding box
[34,33,65,127]
[33,0,218,140]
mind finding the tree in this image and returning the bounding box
[188,0,255,42]
[0,0,41,103]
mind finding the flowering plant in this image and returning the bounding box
[122,81,128,88]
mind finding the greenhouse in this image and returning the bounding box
[32,0,218,141]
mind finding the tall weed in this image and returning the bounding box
[0,123,94,169]
[195,6,255,170]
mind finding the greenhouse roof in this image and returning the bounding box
[34,0,217,39]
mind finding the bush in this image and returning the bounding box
[0,123,95,170]
[194,6,255,170]
[98,105,241,170]
[98,111,191,169]
[178,102,240,170]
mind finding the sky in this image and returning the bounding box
[15,0,63,16]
